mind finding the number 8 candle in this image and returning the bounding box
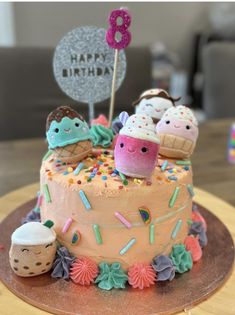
[106,8,132,126]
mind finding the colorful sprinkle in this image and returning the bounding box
[67,167,73,173]
[72,230,81,245]
[149,223,155,244]
[169,187,180,208]
[168,176,177,181]
[43,184,51,203]
[93,224,102,244]
[119,172,128,185]
[138,206,151,224]
[171,219,183,239]
[119,238,136,256]
[161,160,168,171]
[79,190,91,210]
[73,163,84,175]
[62,218,73,234]
[102,175,107,180]
[187,184,195,197]
[176,160,191,165]
[115,211,132,228]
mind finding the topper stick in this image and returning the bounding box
[108,49,119,127]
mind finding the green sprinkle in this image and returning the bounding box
[176,160,191,165]
[43,220,54,228]
[42,150,53,161]
[187,219,193,225]
[119,172,128,186]
[171,219,183,239]
[87,178,92,182]
[93,224,102,244]
[119,238,136,255]
[43,184,51,203]
[161,160,168,172]
[187,184,195,197]
[169,186,180,208]
[123,179,128,186]
[149,224,155,244]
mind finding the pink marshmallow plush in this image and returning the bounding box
[156,105,198,159]
[114,113,160,178]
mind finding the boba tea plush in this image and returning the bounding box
[9,222,57,277]
[156,105,198,159]
[46,106,92,163]
[114,113,160,178]
[133,89,179,124]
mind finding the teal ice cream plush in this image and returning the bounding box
[46,106,93,163]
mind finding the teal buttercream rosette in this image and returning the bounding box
[170,244,193,273]
[95,262,128,290]
[90,125,114,148]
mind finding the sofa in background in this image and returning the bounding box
[0,47,151,140]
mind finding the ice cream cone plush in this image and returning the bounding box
[133,89,180,124]
[114,113,160,178]
[156,105,198,159]
[9,222,57,277]
[46,106,92,163]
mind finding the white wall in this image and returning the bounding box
[0,2,15,46]
[14,2,211,68]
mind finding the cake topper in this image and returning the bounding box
[106,8,132,127]
[133,89,180,124]
[114,112,160,178]
[46,106,92,163]
[156,105,198,159]
[9,222,57,277]
[53,26,126,122]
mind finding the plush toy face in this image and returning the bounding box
[47,117,90,149]
[156,118,198,142]
[114,135,160,178]
[136,97,173,122]
[9,242,57,277]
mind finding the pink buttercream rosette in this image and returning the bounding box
[70,257,98,285]
[128,262,156,289]
[184,235,202,262]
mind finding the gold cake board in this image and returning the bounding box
[0,184,234,315]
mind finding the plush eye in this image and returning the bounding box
[120,143,124,148]
[45,243,53,248]
[165,120,170,124]
[186,125,191,130]
[145,103,153,107]
[54,128,59,133]
[141,147,148,153]
[75,123,80,127]
[21,248,29,252]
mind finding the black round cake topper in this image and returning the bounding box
[53,26,127,108]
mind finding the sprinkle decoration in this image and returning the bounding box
[72,231,81,245]
[138,206,151,224]
[169,187,180,208]
[171,219,183,239]
[62,218,73,234]
[79,190,91,210]
[119,238,136,256]
[149,223,155,244]
[119,172,128,186]
[161,160,168,172]
[115,211,132,229]
[187,184,195,197]
[74,163,84,175]
[43,184,51,203]
[176,160,191,165]
[93,224,103,244]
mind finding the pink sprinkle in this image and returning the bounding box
[115,211,132,229]
[36,194,43,208]
[62,217,73,234]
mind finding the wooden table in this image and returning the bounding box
[0,118,235,204]
[0,185,234,315]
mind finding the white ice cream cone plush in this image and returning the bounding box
[156,105,198,159]
[133,89,180,124]
[46,106,92,163]
[9,221,57,277]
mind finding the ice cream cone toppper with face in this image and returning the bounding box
[156,105,199,159]
[114,113,160,178]
[46,106,92,163]
[9,221,57,277]
[133,89,180,124]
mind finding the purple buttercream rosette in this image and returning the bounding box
[51,246,76,280]
[189,221,208,247]
[152,255,176,281]
[112,117,123,135]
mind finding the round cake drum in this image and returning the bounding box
[0,199,234,315]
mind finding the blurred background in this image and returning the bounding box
[0,2,235,202]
